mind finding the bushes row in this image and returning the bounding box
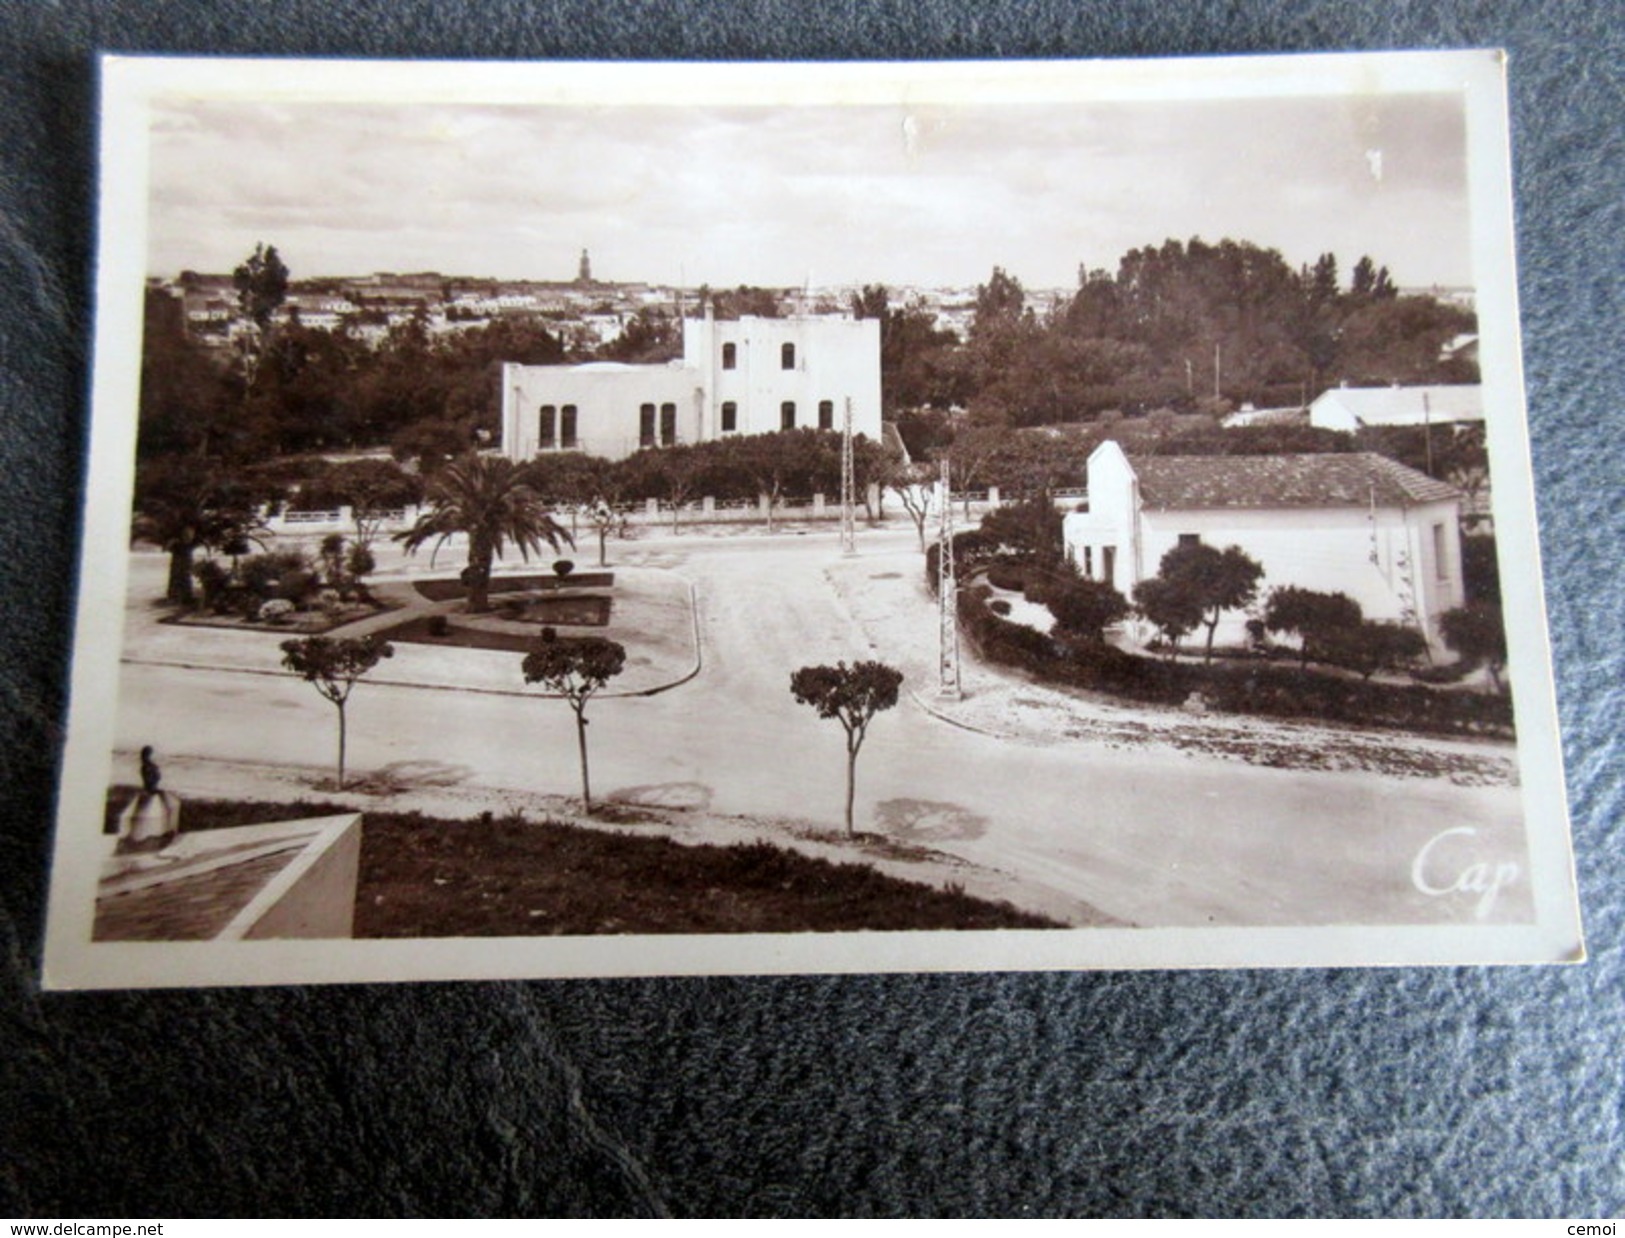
[955,586,1513,738]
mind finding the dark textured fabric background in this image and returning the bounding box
[2,1,1620,1219]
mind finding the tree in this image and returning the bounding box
[308,458,423,550]
[1046,579,1130,643]
[1440,601,1508,691]
[521,633,627,812]
[132,456,270,605]
[979,496,1065,566]
[789,661,904,839]
[1153,542,1264,662]
[397,453,573,613]
[233,243,291,333]
[279,635,394,789]
[1131,576,1204,656]
[883,459,937,553]
[232,243,291,390]
[1264,585,1364,669]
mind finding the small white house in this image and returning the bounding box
[500,310,882,462]
[1062,441,1466,654]
[1308,384,1484,432]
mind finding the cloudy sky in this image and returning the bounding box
[147,91,1472,290]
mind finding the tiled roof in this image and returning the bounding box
[1129,452,1462,511]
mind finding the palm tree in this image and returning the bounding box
[397,453,573,612]
[132,456,267,606]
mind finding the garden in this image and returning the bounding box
[928,506,1514,740]
[163,532,393,634]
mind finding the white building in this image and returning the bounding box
[500,311,882,462]
[1063,440,1466,654]
[1308,384,1484,432]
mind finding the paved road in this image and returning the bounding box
[112,534,1532,928]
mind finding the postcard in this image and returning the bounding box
[42,50,1582,988]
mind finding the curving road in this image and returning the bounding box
[112,533,1532,928]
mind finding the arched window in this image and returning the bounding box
[639,404,656,448]
[660,403,677,446]
[721,401,737,432]
[561,405,578,449]
[818,400,834,430]
[722,342,737,370]
[780,401,796,430]
[781,342,796,370]
[538,405,557,449]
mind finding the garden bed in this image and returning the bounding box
[494,595,612,627]
[369,614,591,654]
[160,600,393,635]
[413,572,613,602]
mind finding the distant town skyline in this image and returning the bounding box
[148,92,1473,292]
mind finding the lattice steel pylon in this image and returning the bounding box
[840,397,857,556]
[936,455,962,699]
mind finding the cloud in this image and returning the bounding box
[145,91,1473,288]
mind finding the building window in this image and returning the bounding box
[538,404,556,449]
[561,405,578,450]
[781,342,796,370]
[639,403,656,449]
[721,401,737,432]
[781,401,796,430]
[722,342,736,370]
[818,400,834,430]
[1081,546,1094,578]
[1102,545,1116,582]
[1178,533,1200,548]
[660,403,677,446]
[1433,522,1449,580]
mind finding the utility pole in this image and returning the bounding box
[1423,390,1434,477]
[937,456,962,700]
[840,397,856,556]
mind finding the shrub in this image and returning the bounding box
[258,598,295,624]
[1046,579,1130,642]
[1321,621,1427,680]
[553,559,575,579]
[277,568,318,604]
[984,562,1028,593]
[989,599,1012,617]
[316,588,344,617]
[192,559,230,610]
[1265,586,1364,669]
[238,549,312,602]
[426,614,450,638]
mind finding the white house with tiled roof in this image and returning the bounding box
[1063,440,1465,653]
[1308,384,1483,432]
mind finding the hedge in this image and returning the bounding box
[955,586,1513,738]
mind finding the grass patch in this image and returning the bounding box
[102,792,1058,934]
[495,594,611,626]
[372,615,595,654]
[357,810,1061,935]
[414,572,613,602]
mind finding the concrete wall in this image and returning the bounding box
[230,816,362,941]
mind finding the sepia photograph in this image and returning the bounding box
[43,50,1583,987]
